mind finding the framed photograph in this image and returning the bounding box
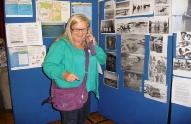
[106,52,116,72]
[106,35,116,50]
[104,71,119,89]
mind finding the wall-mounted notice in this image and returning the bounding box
[28,45,46,68]
[36,1,70,22]
[5,22,43,47]
[171,76,191,108]
[41,22,65,38]
[8,46,30,70]
[71,2,92,20]
[8,45,46,70]
[5,0,33,17]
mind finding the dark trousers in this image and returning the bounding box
[60,92,91,124]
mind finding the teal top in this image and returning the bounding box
[42,37,106,99]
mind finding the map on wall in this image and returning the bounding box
[36,1,70,22]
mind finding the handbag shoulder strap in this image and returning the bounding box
[79,47,89,87]
[84,47,89,72]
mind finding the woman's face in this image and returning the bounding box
[71,21,88,43]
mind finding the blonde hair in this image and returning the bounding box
[54,14,92,46]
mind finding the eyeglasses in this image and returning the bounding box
[71,28,88,33]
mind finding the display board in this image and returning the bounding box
[170,32,191,124]
[98,0,173,123]
[4,0,98,123]
[169,0,191,123]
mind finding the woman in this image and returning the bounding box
[0,38,12,110]
[42,14,106,124]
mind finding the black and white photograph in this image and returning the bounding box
[173,58,191,78]
[132,0,154,16]
[104,9,115,20]
[149,16,170,34]
[106,35,116,50]
[148,55,167,84]
[116,1,130,9]
[101,20,115,34]
[106,52,116,72]
[144,80,167,103]
[150,34,168,56]
[104,71,119,89]
[115,18,149,34]
[121,34,145,55]
[121,53,144,74]
[155,0,170,4]
[154,5,170,16]
[115,1,131,17]
[115,9,130,17]
[124,71,142,92]
[176,32,191,58]
[104,0,115,10]
[172,0,191,32]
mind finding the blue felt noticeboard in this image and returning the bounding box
[169,33,191,124]
[4,0,98,123]
[98,0,173,124]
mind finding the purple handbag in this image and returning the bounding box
[42,47,90,111]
